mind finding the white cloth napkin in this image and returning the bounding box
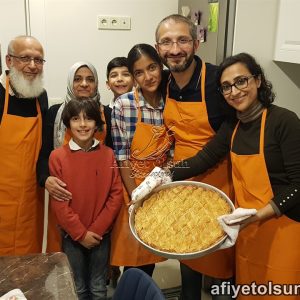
[131,167,172,203]
[0,289,27,300]
[217,208,257,249]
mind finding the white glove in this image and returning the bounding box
[217,208,257,249]
[0,289,27,300]
[131,167,172,204]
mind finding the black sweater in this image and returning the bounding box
[171,105,300,221]
[0,84,48,123]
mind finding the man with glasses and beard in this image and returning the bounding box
[0,35,48,255]
[155,15,235,300]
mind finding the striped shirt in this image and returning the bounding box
[111,89,164,161]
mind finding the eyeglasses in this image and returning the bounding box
[8,54,46,65]
[157,38,193,50]
[219,75,257,95]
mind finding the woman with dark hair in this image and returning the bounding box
[138,52,300,297]
[110,44,172,276]
[215,52,275,107]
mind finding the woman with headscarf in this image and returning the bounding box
[37,61,112,251]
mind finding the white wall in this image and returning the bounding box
[0,0,26,75]
[29,0,178,106]
[233,0,300,116]
[0,0,178,106]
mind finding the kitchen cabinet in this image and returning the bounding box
[274,0,300,64]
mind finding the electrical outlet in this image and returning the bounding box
[97,15,131,30]
[97,16,111,29]
[111,16,131,30]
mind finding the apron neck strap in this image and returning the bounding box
[134,89,142,122]
[4,76,10,114]
[231,108,268,154]
[200,60,206,102]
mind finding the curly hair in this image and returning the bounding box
[216,53,275,107]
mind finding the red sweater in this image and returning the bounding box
[49,144,123,241]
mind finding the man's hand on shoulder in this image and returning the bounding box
[45,176,72,201]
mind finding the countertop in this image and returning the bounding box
[0,252,78,299]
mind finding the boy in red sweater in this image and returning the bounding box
[49,99,123,300]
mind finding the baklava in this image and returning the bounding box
[134,185,232,254]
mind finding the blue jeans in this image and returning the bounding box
[62,232,110,300]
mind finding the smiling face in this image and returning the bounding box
[6,37,44,81]
[155,20,199,72]
[70,111,96,150]
[106,66,134,99]
[73,66,97,99]
[220,63,261,112]
[132,55,162,97]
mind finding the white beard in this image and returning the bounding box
[9,67,44,98]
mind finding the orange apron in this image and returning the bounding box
[231,109,300,300]
[110,90,171,266]
[46,104,108,252]
[0,76,44,255]
[163,61,234,279]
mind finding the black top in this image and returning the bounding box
[36,103,113,187]
[171,105,300,221]
[0,83,48,123]
[161,55,234,132]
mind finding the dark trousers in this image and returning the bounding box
[123,263,155,277]
[180,263,234,300]
[62,233,110,300]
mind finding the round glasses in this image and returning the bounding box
[9,54,46,65]
[219,75,257,95]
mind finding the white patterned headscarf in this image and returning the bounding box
[53,61,101,148]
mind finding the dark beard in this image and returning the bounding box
[163,54,194,73]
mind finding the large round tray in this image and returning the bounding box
[129,181,235,259]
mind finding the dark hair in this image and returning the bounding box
[217,53,275,107]
[106,57,129,79]
[62,99,104,130]
[127,43,163,75]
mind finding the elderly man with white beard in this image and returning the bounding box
[0,35,48,255]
